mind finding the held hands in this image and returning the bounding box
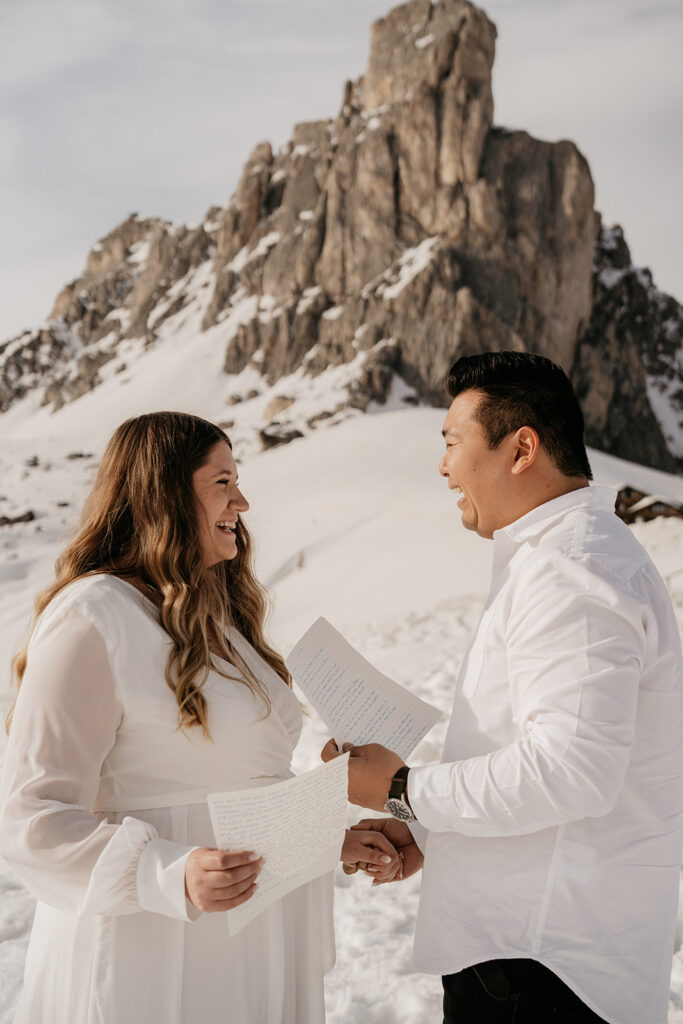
[185,847,263,912]
[321,738,405,811]
[325,738,422,885]
[351,818,424,884]
[341,828,402,884]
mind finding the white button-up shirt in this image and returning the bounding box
[408,486,683,1024]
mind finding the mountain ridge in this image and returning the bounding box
[1,0,681,472]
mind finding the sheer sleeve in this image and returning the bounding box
[0,606,198,920]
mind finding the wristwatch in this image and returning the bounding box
[384,766,416,822]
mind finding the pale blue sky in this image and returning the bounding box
[1,0,681,341]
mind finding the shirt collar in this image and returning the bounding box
[495,485,617,548]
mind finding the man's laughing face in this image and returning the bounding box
[439,389,513,540]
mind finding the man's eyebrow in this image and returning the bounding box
[442,427,459,438]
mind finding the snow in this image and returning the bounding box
[297,286,322,315]
[597,266,625,289]
[646,373,683,460]
[583,444,683,507]
[380,237,439,301]
[258,294,282,324]
[229,232,281,274]
[594,227,682,463]
[126,240,151,266]
[366,372,418,413]
[362,106,390,120]
[0,333,38,362]
[1,337,683,1019]
[414,33,435,49]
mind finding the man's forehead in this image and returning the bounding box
[441,390,482,435]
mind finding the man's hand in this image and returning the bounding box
[352,818,424,883]
[321,738,405,811]
[340,828,402,884]
[185,847,263,912]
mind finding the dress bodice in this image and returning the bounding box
[33,575,303,811]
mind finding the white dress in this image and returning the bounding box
[0,574,334,1024]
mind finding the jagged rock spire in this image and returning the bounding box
[0,0,680,471]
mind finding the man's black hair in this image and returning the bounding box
[446,351,593,480]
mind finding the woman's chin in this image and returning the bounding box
[205,541,238,567]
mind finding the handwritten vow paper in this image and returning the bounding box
[207,754,348,936]
[286,617,441,759]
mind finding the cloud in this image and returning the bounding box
[0,0,122,88]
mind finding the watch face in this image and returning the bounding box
[385,797,415,822]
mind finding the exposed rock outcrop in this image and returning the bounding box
[201,0,596,402]
[616,487,682,525]
[573,226,682,472]
[0,0,680,470]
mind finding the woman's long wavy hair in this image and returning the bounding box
[7,411,291,736]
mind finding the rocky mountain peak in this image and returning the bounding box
[364,0,495,148]
[0,0,680,472]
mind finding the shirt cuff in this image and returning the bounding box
[407,763,457,833]
[136,839,202,922]
[407,819,428,853]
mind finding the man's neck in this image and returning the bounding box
[535,475,590,508]
[498,476,590,535]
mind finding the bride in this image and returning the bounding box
[0,411,399,1024]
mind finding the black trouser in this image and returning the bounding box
[443,959,608,1023]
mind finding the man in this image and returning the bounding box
[323,352,683,1024]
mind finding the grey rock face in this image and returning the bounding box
[0,0,680,471]
[202,0,597,414]
[572,225,682,472]
[0,213,217,412]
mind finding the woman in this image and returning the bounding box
[0,412,398,1024]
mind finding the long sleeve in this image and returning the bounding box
[409,555,647,836]
[0,606,197,920]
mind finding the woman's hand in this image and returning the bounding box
[185,847,263,912]
[351,818,424,884]
[341,828,402,884]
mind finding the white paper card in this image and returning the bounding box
[207,753,349,936]
[286,617,441,759]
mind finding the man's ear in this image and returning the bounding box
[510,426,540,475]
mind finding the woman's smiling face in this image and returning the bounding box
[192,441,249,566]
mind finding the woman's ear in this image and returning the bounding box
[511,426,540,475]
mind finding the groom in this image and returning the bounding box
[323,352,683,1024]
